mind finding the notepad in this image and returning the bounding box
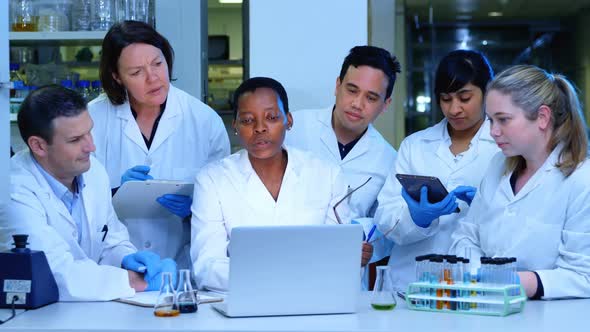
[115,291,223,307]
[112,180,194,220]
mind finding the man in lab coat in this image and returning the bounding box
[1,85,176,301]
[285,46,401,281]
[286,46,400,220]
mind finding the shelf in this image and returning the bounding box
[209,59,243,66]
[10,31,107,41]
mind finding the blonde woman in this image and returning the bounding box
[450,65,590,299]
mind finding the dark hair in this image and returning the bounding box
[338,46,401,99]
[232,77,289,119]
[434,50,494,105]
[99,20,175,105]
[18,85,87,146]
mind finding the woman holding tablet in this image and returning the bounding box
[373,50,499,291]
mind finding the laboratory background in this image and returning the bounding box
[1,0,590,329]
[3,0,590,157]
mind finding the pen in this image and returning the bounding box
[101,224,109,242]
[366,225,377,242]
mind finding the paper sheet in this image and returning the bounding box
[115,291,223,307]
[112,180,194,220]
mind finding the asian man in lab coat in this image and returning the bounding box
[285,46,401,285]
[1,85,176,301]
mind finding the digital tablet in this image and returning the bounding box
[395,174,451,203]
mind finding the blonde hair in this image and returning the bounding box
[487,65,588,177]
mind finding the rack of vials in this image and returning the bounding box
[406,255,527,316]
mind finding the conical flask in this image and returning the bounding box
[176,269,198,313]
[371,266,397,310]
[153,272,179,317]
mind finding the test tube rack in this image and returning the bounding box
[406,282,527,317]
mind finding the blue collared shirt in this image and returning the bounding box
[33,158,87,244]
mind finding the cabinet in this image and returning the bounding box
[9,30,106,152]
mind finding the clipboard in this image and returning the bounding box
[115,291,223,307]
[112,180,194,220]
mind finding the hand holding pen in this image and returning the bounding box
[360,225,378,267]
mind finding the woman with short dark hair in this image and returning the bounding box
[89,21,230,269]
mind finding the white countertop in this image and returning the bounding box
[0,292,587,332]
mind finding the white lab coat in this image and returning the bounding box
[190,146,351,292]
[89,85,230,269]
[1,151,136,301]
[284,107,397,218]
[373,119,499,291]
[449,148,590,299]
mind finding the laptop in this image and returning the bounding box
[211,224,363,317]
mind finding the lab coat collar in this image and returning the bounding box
[503,143,565,203]
[115,84,182,154]
[427,118,493,169]
[17,152,78,228]
[235,145,301,206]
[148,86,182,152]
[420,117,495,143]
[317,106,341,161]
[316,105,378,164]
[541,143,565,172]
[235,145,301,178]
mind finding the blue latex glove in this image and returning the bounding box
[121,165,153,185]
[156,194,192,218]
[145,258,178,291]
[401,186,459,228]
[122,251,162,279]
[452,186,477,206]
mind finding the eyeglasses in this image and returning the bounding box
[333,177,372,224]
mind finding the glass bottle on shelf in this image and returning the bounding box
[9,63,25,98]
[72,0,92,31]
[61,79,74,90]
[91,0,115,31]
[76,80,92,101]
[176,269,198,313]
[37,0,71,32]
[91,80,102,100]
[11,0,38,32]
[370,266,397,310]
[153,272,180,317]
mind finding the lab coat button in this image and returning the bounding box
[144,241,151,248]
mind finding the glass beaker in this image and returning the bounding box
[175,269,198,313]
[91,0,115,31]
[123,0,150,23]
[370,266,397,310]
[153,272,180,317]
[11,0,38,31]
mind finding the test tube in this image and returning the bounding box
[461,258,470,311]
[428,256,439,309]
[470,258,477,310]
[448,257,458,311]
[510,257,518,296]
[414,255,424,308]
[431,256,444,310]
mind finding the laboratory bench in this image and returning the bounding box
[0,292,587,332]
